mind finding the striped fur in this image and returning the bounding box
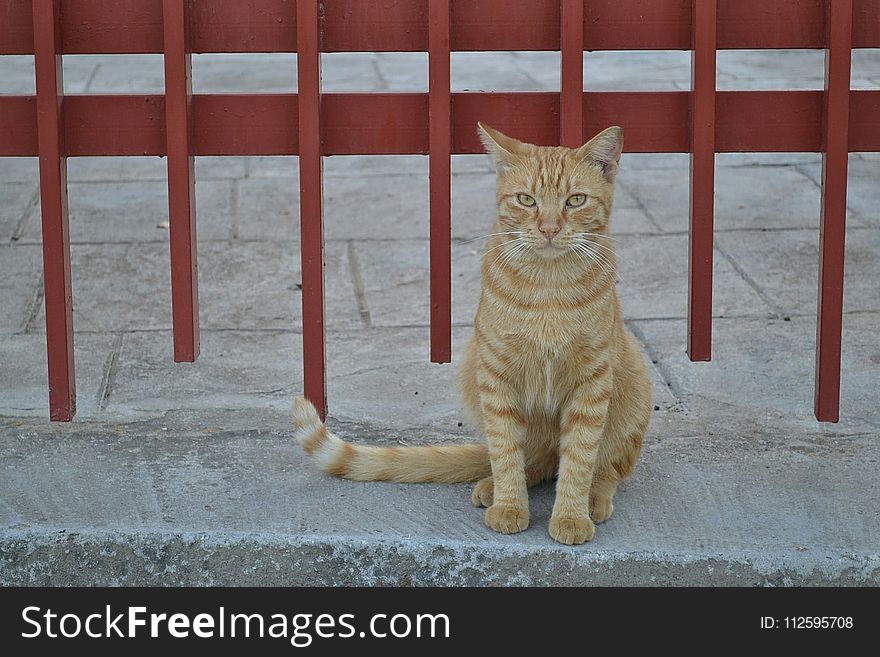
[293,397,490,483]
[293,124,653,545]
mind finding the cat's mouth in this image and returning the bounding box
[533,242,569,258]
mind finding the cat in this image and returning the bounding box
[292,123,652,545]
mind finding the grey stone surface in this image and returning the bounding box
[28,241,358,334]
[373,52,428,91]
[70,54,164,93]
[1,50,879,586]
[0,333,117,418]
[634,315,880,436]
[32,243,173,332]
[616,235,773,320]
[63,156,249,183]
[193,54,297,93]
[0,245,41,333]
[584,51,731,90]
[321,53,385,92]
[18,179,235,244]
[105,330,303,418]
[797,158,880,228]
[452,52,549,91]
[0,181,36,242]
[0,158,38,184]
[716,227,880,317]
[0,411,878,585]
[622,163,832,233]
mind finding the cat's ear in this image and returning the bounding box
[477,122,528,172]
[576,126,624,183]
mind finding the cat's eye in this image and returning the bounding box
[566,194,587,208]
[516,194,536,207]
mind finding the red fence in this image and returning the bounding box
[1,0,878,422]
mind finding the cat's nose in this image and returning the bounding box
[539,224,560,241]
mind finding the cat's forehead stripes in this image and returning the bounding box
[507,147,601,199]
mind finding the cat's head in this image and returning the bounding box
[478,122,623,261]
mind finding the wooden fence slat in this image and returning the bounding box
[296,0,327,419]
[162,0,199,362]
[815,0,854,423]
[428,0,452,363]
[560,0,584,147]
[32,0,76,421]
[687,0,717,362]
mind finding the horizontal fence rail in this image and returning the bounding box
[2,92,879,156]
[1,0,877,423]
[3,0,880,53]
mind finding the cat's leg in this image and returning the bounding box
[478,380,530,534]
[471,464,551,508]
[549,370,612,545]
[590,416,647,522]
[588,470,620,524]
[590,336,651,523]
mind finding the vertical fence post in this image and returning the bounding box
[815,0,853,423]
[687,0,717,362]
[428,0,452,363]
[32,0,76,421]
[560,0,584,147]
[162,0,199,362]
[297,0,327,418]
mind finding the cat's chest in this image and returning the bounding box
[499,300,607,349]
[517,346,592,413]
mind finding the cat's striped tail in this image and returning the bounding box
[293,396,491,483]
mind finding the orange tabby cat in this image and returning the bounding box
[293,123,652,545]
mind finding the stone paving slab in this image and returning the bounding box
[0,244,41,334]
[621,163,841,233]
[28,241,359,334]
[17,179,235,244]
[634,314,880,436]
[0,332,117,418]
[63,156,249,183]
[0,182,35,243]
[715,227,880,317]
[105,330,303,419]
[797,158,880,228]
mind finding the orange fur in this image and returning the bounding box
[293,124,652,545]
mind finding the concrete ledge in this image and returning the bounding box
[1,413,878,586]
[2,529,878,586]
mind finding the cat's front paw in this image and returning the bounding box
[589,494,614,524]
[549,514,595,545]
[471,476,494,507]
[484,504,529,534]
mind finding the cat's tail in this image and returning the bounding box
[293,396,491,483]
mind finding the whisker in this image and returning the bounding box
[575,238,617,258]
[495,240,529,269]
[574,243,616,280]
[581,244,617,269]
[484,237,522,257]
[574,231,615,242]
[458,231,524,244]
[489,238,520,266]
